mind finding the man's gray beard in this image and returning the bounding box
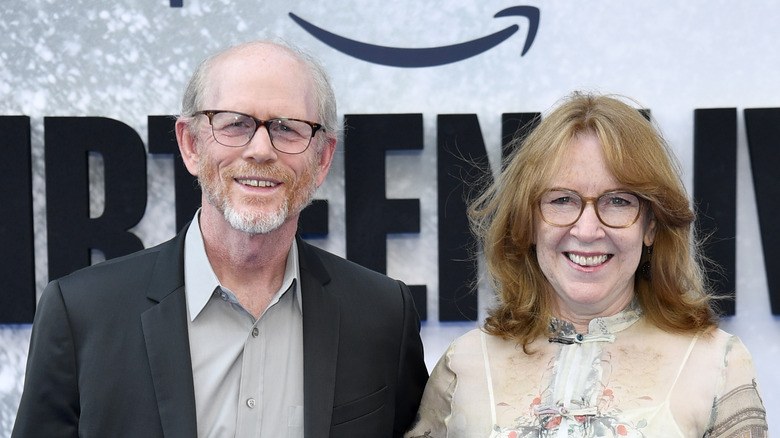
[197,142,322,236]
[223,201,289,235]
[205,180,317,236]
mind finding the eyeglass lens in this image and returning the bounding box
[540,190,641,228]
[207,111,315,153]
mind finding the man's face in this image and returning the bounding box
[186,45,334,235]
[196,134,321,235]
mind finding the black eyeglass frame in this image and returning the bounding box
[538,188,645,229]
[194,110,325,154]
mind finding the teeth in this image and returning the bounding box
[237,179,277,188]
[568,253,609,266]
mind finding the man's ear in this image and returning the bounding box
[314,134,337,187]
[175,117,200,177]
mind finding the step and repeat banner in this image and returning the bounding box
[1,0,778,434]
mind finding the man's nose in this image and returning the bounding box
[242,125,278,161]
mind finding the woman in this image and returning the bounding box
[406,93,768,437]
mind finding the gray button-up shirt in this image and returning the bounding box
[183,214,304,438]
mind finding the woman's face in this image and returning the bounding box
[534,133,656,327]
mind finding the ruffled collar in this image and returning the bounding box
[548,299,642,344]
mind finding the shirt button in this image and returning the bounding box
[246,398,256,408]
[252,327,259,338]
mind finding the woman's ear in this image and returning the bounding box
[643,215,657,247]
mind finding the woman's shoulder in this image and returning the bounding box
[697,327,752,359]
[439,328,485,361]
[632,318,743,354]
[451,327,483,344]
[680,326,760,395]
[695,330,768,433]
[439,328,536,374]
[447,328,520,353]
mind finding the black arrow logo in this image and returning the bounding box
[289,6,540,68]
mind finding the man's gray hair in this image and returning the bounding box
[179,40,340,138]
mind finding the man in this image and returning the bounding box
[12,40,428,438]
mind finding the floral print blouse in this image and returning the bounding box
[406,303,768,437]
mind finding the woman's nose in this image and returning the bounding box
[570,202,606,240]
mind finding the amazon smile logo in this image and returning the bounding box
[289,6,540,68]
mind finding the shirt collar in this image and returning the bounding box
[550,298,642,338]
[183,210,302,321]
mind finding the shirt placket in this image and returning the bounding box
[235,320,264,438]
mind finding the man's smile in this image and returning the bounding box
[236,178,279,188]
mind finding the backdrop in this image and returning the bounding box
[1,1,778,435]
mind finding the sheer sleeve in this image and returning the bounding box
[706,336,768,438]
[404,343,458,438]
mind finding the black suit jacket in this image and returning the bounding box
[12,228,428,437]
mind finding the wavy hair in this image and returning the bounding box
[469,92,717,348]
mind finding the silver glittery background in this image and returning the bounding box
[1,1,779,435]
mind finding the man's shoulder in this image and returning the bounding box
[298,238,400,287]
[36,234,185,321]
[57,234,182,290]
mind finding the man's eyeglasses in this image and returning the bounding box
[194,110,324,154]
[539,189,643,228]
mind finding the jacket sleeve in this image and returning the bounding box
[12,280,80,438]
[393,281,429,438]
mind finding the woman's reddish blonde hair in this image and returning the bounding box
[469,92,717,347]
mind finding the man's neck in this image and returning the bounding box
[198,208,298,317]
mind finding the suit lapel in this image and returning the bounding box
[135,232,342,437]
[298,237,341,438]
[141,229,198,438]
